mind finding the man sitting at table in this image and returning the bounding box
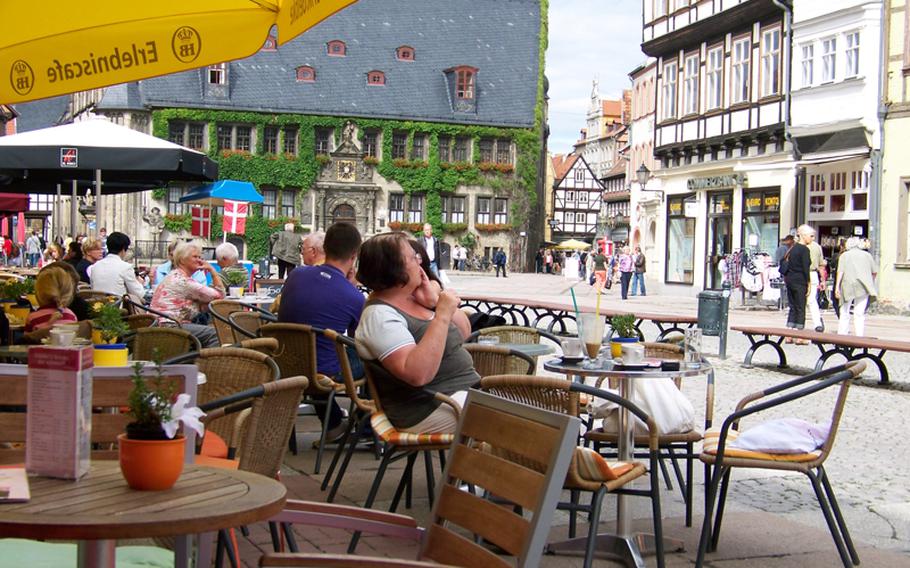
[278,222,364,443]
[89,231,145,304]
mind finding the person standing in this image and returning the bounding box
[592,249,608,293]
[780,234,811,331]
[452,244,461,271]
[545,249,553,274]
[828,238,846,318]
[631,246,647,296]
[98,228,108,257]
[269,222,302,279]
[835,237,876,336]
[26,230,42,267]
[421,223,442,278]
[493,248,507,277]
[534,249,543,273]
[618,246,634,300]
[798,224,826,332]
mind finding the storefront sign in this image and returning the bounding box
[684,202,699,218]
[687,173,747,191]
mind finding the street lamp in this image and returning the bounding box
[635,163,664,201]
[547,217,559,232]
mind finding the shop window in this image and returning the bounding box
[666,194,696,284]
[742,189,780,253]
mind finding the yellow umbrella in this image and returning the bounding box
[0,0,358,104]
[554,238,592,250]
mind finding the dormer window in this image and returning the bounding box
[296,66,315,82]
[396,46,415,61]
[262,34,277,52]
[454,66,476,100]
[367,70,386,86]
[327,40,346,57]
[207,63,227,85]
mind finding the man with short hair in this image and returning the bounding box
[302,230,326,266]
[279,223,364,442]
[270,222,302,278]
[798,224,826,332]
[89,231,145,304]
[420,223,441,277]
[781,233,811,331]
[25,230,41,267]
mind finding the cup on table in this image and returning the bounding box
[228,286,244,298]
[561,338,584,358]
[684,328,702,368]
[579,313,605,360]
[48,328,75,346]
[621,342,644,364]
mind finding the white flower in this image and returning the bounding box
[161,393,206,439]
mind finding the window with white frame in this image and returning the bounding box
[801,43,814,87]
[661,61,677,120]
[578,191,588,203]
[407,194,424,223]
[564,211,575,224]
[761,28,781,97]
[476,197,491,224]
[683,54,699,115]
[441,195,466,224]
[822,37,837,82]
[389,193,405,222]
[706,46,723,110]
[654,0,667,18]
[208,63,227,85]
[731,37,751,104]
[493,198,508,224]
[845,31,860,78]
[566,191,575,202]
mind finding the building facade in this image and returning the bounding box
[551,155,605,241]
[642,0,795,294]
[628,59,661,275]
[69,0,547,270]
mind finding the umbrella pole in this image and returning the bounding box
[71,180,78,238]
[95,169,102,236]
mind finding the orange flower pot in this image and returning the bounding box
[118,433,185,491]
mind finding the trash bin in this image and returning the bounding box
[697,283,731,359]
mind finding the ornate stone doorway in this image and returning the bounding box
[332,203,356,225]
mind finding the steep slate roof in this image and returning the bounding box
[96,82,145,111]
[136,0,542,128]
[10,95,70,132]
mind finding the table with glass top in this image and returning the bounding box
[544,355,714,567]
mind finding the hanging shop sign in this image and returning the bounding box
[687,173,747,191]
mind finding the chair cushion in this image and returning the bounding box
[702,428,822,462]
[574,447,635,482]
[199,432,229,459]
[0,539,174,568]
[370,411,454,446]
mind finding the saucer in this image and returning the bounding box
[559,355,585,364]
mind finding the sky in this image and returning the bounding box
[546,0,646,155]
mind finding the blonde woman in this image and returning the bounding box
[25,264,78,332]
[76,237,103,284]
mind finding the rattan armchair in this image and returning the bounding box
[696,361,866,568]
[586,341,713,526]
[76,289,121,305]
[124,313,157,331]
[259,322,346,470]
[127,327,201,362]
[120,295,183,328]
[480,375,665,568]
[209,299,247,345]
[464,343,535,377]
[235,337,280,356]
[466,325,560,374]
[229,310,267,342]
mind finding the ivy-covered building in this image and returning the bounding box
[83,0,548,269]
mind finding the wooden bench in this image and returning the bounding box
[732,325,909,384]
[460,294,698,341]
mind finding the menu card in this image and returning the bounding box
[0,467,30,502]
[26,346,94,479]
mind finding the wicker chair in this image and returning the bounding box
[259,322,346,471]
[586,341,713,526]
[228,310,266,342]
[120,295,183,328]
[124,313,157,331]
[235,337,280,356]
[697,361,866,568]
[199,376,310,566]
[129,327,202,362]
[467,325,560,374]
[167,347,280,457]
[209,299,247,346]
[264,390,579,568]
[464,343,535,377]
[76,290,121,305]
[480,375,665,568]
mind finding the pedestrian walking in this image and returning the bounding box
[829,238,846,317]
[631,246,647,296]
[835,237,877,336]
[798,224,826,332]
[269,222,303,279]
[26,230,42,267]
[545,249,553,274]
[592,249,608,292]
[420,223,442,278]
[534,249,543,273]
[780,234,811,333]
[493,248,507,277]
[618,246,634,300]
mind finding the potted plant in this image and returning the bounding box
[91,301,130,366]
[609,314,640,358]
[222,267,248,298]
[0,280,32,323]
[21,277,37,308]
[118,359,205,490]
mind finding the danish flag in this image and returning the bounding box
[190,206,210,237]
[223,200,248,235]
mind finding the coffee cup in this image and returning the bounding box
[621,343,644,364]
[561,338,584,358]
[49,328,75,347]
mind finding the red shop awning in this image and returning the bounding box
[0,192,29,214]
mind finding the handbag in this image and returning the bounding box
[817,289,830,310]
[591,378,696,436]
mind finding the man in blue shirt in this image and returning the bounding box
[278,222,364,442]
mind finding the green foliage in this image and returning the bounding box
[126,356,177,439]
[441,223,468,234]
[151,188,168,201]
[610,314,638,339]
[164,214,192,234]
[91,301,130,343]
[458,232,478,251]
[0,279,30,300]
[222,266,249,287]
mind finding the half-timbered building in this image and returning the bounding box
[551,155,605,241]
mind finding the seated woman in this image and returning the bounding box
[25,264,78,332]
[355,232,477,434]
[150,242,224,348]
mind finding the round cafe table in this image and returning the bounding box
[0,462,287,568]
[544,356,713,568]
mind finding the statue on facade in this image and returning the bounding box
[143,206,165,239]
[342,121,356,145]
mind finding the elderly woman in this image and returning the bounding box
[835,237,877,337]
[214,242,249,287]
[355,232,477,434]
[75,237,103,284]
[150,242,224,347]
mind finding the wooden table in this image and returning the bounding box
[0,462,287,568]
[543,357,713,567]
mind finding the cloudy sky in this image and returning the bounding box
[546,0,646,155]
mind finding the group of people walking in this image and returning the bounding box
[586,245,647,300]
[780,224,876,337]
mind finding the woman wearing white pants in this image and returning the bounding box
[835,237,876,336]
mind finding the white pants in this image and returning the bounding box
[807,272,823,328]
[837,295,869,337]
